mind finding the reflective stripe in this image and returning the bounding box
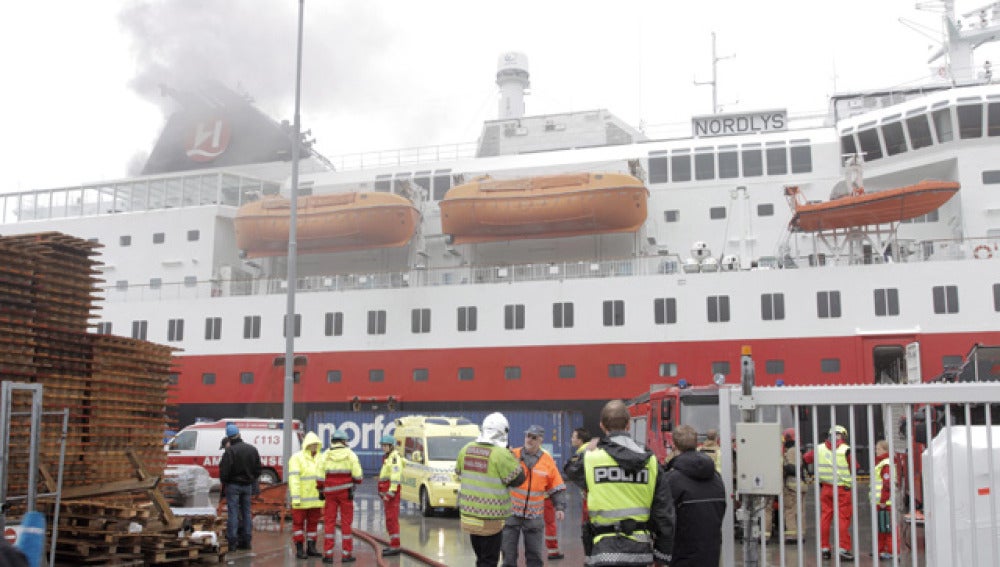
[590,507,651,522]
[324,483,355,492]
[586,551,654,565]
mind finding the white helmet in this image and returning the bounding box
[477,412,509,447]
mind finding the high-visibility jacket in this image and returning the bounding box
[318,443,363,494]
[584,446,658,542]
[815,441,852,488]
[455,442,524,520]
[288,432,324,509]
[698,441,723,474]
[510,448,566,519]
[872,455,892,508]
[379,449,402,494]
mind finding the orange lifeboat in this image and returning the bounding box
[439,172,648,244]
[787,180,959,232]
[234,192,419,258]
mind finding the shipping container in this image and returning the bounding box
[306,410,584,475]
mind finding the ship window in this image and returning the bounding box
[553,302,574,328]
[603,300,625,326]
[116,280,128,291]
[718,148,739,178]
[149,277,162,289]
[766,145,787,175]
[957,104,984,139]
[325,312,343,336]
[984,170,1000,184]
[790,143,812,173]
[874,288,900,316]
[369,369,384,383]
[761,293,785,321]
[368,310,387,334]
[411,308,431,333]
[989,103,1000,136]
[167,318,184,342]
[374,175,392,192]
[458,367,474,381]
[942,355,963,369]
[559,365,576,379]
[932,285,959,314]
[202,373,216,385]
[187,229,200,241]
[120,235,131,246]
[840,134,858,156]
[817,290,842,318]
[709,206,726,220]
[153,232,165,244]
[671,154,691,182]
[244,315,261,339]
[821,358,841,373]
[608,364,627,378]
[505,366,522,380]
[712,361,730,375]
[96,321,112,335]
[664,210,680,222]
[765,360,785,375]
[741,147,763,177]
[932,108,954,143]
[505,304,525,330]
[168,373,179,385]
[707,295,730,322]
[694,151,715,180]
[648,153,669,184]
[283,313,302,338]
[432,170,452,201]
[412,368,428,382]
[907,114,934,149]
[858,128,882,161]
[205,317,222,340]
[184,276,197,287]
[658,363,678,377]
[131,320,148,340]
[757,203,774,217]
[995,283,1000,311]
[882,122,907,156]
[457,306,477,332]
[240,372,254,385]
[327,370,342,383]
[654,297,677,325]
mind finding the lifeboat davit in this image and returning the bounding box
[439,172,648,244]
[234,192,420,258]
[788,180,960,232]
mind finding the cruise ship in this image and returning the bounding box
[3,2,999,427]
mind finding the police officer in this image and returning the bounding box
[565,400,674,566]
[288,431,324,559]
[317,429,363,564]
[378,434,403,557]
[456,412,526,567]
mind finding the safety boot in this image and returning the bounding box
[294,542,307,559]
[306,541,323,557]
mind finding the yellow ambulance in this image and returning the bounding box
[393,415,480,516]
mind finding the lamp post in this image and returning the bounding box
[282,0,305,482]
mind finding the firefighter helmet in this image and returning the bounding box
[831,425,848,439]
[782,428,796,443]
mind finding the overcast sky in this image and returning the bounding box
[1,1,997,193]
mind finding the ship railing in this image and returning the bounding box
[97,236,997,302]
[326,143,479,172]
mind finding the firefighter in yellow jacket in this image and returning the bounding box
[378,434,403,556]
[288,432,324,559]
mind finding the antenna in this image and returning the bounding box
[693,32,735,114]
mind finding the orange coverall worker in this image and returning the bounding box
[288,432,324,558]
[317,433,363,564]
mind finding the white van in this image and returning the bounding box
[166,418,303,485]
[393,415,480,516]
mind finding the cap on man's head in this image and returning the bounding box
[225,423,240,438]
[526,425,545,438]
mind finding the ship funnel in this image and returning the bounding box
[496,52,530,119]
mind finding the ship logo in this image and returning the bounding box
[186,118,231,162]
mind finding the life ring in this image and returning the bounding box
[974,244,993,259]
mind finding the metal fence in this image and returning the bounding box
[718,382,1000,567]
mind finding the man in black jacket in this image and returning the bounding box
[219,423,262,552]
[663,424,727,566]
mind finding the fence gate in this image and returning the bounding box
[717,382,1000,567]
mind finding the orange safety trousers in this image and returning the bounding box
[820,483,853,552]
[322,491,354,559]
[543,498,560,556]
[291,508,322,544]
